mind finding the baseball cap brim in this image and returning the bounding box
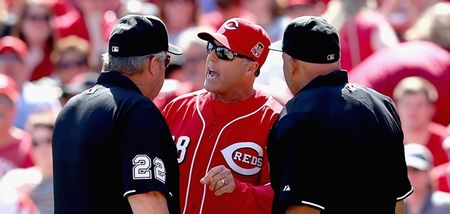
[198,32,231,49]
[268,40,283,52]
[168,43,183,55]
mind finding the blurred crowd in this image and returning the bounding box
[0,0,448,213]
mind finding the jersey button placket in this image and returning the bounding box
[212,119,218,125]
[209,119,217,139]
[190,203,197,210]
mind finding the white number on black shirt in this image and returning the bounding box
[132,155,166,183]
[153,157,166,183]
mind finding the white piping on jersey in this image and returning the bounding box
[123,190,136,197]
[197,94,267,214]
[182,94,208,214]
[397,188,414,201]
[301,201,325,210]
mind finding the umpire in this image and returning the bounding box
[52,15,182,214]
[267,16,413,213]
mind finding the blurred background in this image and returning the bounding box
[0,0,449,213]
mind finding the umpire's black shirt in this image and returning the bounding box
[53,71,180,214]
[267,70,412,213]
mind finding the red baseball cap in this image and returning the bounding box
[0,73,19,103]
[0,36,28,62]
[198,18,271,68]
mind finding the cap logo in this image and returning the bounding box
[223,19,239,31]
[251,42,264,58]
[327,54,335,61]
[112,46,119,53]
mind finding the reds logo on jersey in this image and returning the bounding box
[221,142,263,176]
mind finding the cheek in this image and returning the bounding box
[22,21,51,35]
[58,70,78,82]
[158,68,166,86]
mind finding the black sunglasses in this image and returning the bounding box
[57,59,86,70]
[26,14,51,22]
[206,42,252,61]
[150,54,170,68]
[164,54,171,68]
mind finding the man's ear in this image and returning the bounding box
[247,61,259,75]
[291,56,299,76]
[148,56,160,76]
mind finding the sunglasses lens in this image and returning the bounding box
[207,42,214,54]
[215,47,226,60]
[57,59,86,69]
[219,47,234,61]
[165,55,171,67]
[207,42,235,61]
[27,14,50,22]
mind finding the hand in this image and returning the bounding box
[200,165,236,196]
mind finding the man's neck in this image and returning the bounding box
[210,88,256,103]
[406,189,429,214]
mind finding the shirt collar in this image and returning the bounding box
[96,71,142,95]
[299,70,348,94]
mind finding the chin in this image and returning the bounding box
[204,82,214,92]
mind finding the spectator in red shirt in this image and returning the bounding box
[1,109,58,214]
[50,35,91,86]
[53,0,117,71]
[0,36,61,130]
[322,0,399,71]
[10,0,58,81]
[394,76,448,167]
[431,137,450,193]
[0,73,34,177]
[349,2,450,126]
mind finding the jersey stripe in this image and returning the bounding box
[302,200,325,210]
[123,190,136,197]
[182,93,208,214]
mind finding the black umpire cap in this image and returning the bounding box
[108,14,183,57]
[270,16,340,64]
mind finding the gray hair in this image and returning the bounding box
[101,51,166,76]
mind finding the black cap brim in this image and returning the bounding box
[168,43,183,55]
[268,40,283,52]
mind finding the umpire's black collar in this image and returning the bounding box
[298,70,348,94]
[96,71,143,95]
